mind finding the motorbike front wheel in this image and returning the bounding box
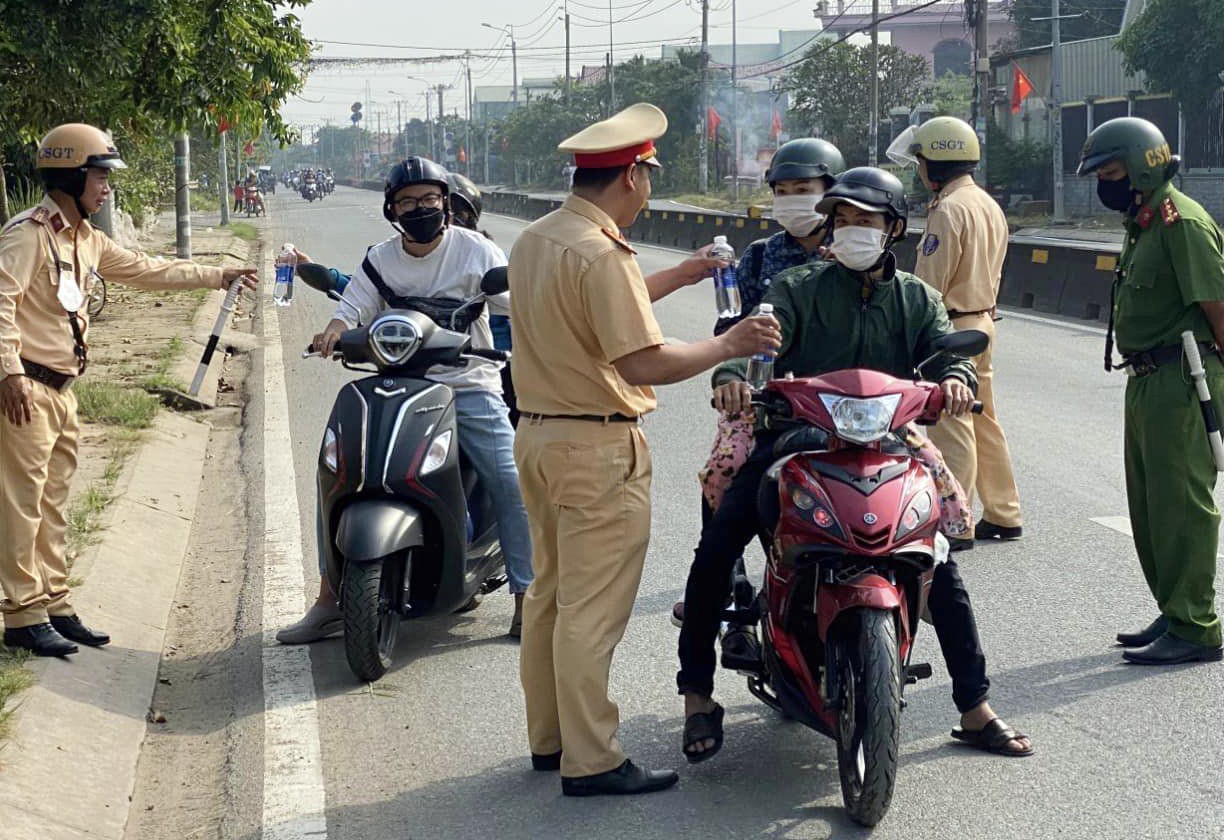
[342,556,404,682]
[835,607,902,827]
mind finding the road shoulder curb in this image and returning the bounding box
[0,411,214,840]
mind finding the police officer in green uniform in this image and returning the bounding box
[1078,117,1224,665]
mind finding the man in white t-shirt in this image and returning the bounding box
[277,157,533,640]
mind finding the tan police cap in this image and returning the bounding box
[559,102,667,168]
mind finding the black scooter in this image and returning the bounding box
[303,267,511,681]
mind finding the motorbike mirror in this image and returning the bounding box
[931,329,989,359]
[297,263,344,299]
[480,266,509,297]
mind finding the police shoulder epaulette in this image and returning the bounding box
[1160,196,1181,227]
[601,226,637,254]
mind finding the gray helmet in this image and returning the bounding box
[766,138,846,187]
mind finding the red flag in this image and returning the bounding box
[1011,62,1035,114]
[458,147,467,164]
[770,109,783,139]
[707,106,722,139]
[243,141,255,156]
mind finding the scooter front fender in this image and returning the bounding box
[335,501,425,563]
[816,574,901,643]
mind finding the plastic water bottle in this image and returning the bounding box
[273,243,296,306]
[710,235,741,319]
[746,303,776,391]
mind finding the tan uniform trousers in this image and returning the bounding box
[0,380,80,628]
[929,312,1022,528]
[514,416,652,778]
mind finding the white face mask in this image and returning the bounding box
[829,225,888,271]
[772,193,825,238]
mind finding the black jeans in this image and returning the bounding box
[676,435,991,714]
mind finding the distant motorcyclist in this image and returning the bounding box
[276,157,534,643]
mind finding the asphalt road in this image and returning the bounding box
[245,185,1223,840]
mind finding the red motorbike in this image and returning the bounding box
[723,330,987,826]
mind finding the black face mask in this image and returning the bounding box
[397,207,446,243]
[1097,176,1138,213]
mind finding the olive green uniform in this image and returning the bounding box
[1116,182,1224,648]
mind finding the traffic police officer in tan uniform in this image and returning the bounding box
[1078,117,1224,665]
[509,103,779,796]
[890,116,1024,550]
[0,123,257,656]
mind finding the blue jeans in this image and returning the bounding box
[454,389,534,593]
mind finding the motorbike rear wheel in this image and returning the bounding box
[835,607,901,827]
[342,556,404,682]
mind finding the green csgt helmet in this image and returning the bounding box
[766,137,846,187]
[1076,117,1180,191]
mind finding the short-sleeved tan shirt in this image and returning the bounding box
[509,195,663,416]
[0,196,224,377]
[913,175,1008,314]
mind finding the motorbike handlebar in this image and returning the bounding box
[302,343,344,361]
[466,347,510,363]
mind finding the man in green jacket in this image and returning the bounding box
[1078,117,1224,665]
[677,168,1034,763]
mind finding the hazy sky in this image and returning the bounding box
[285,0,885,130]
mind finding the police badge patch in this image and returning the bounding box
[922,233,939,256]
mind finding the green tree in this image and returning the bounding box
[1116,0,1224,134]
[1005,0,1128,50]
[779,41,931,166]
[929,72,974,119]
[0,0,312,222]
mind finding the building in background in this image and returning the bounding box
[991,0,1224,217]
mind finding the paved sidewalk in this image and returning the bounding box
[0,412,213,839]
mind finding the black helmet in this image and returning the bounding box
[383,156,450,222]
[766,138,846,187]
[447,172,483,227]
[816,167,908,240]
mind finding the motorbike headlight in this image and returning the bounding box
[368,314,421,367]
[896,490,933,539]
[322,427,339,473]
[421,429,453,475]
[819,393,902,444]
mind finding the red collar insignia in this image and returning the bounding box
[49,213,65,233]
[1136,206,1155,229]
[601,226,637,254]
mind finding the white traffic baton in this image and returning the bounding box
[1180,330,1224,472]
[188,279,244,396]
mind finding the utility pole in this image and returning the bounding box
[732,0,739,201]
[397,99,403,156]
[174,132,191,258]
[698,0,709,193]
[1035,0,1080,223]
[219,130,230,225]
[465,52,474,176]
[608,1,616,110]
[564,1,572,105]
[868,0,880,166]
[972,0,990,181]
[425,91,434,163]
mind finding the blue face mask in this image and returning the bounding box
[1097,175,1138,213]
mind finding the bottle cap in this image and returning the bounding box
[758,303,773,315]
[282,242,294,251]
[713,235,728,245]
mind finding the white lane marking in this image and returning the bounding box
[262,260,329,839]
[998,308,1108,336]
[1090,516,1133,537]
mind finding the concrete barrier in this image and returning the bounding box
[363,185,1124,326]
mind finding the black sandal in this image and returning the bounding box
[682,704,725,764]
[950,717,1034,757]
